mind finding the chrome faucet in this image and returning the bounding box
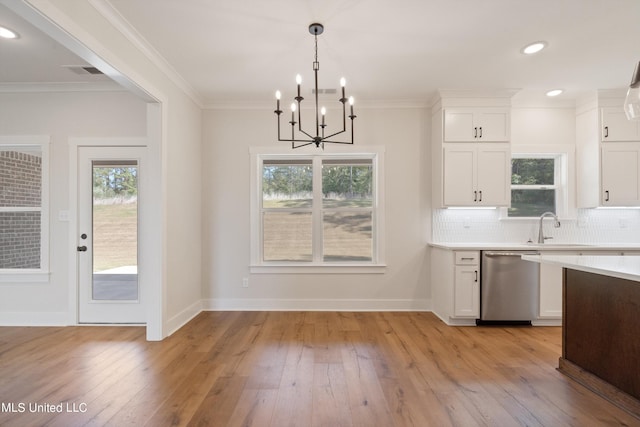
[537,211,561,243]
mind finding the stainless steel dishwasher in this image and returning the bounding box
[479,251,540,325]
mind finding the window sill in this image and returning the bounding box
[0,271,51,283]
[250,264,387,274]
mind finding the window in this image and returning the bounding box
[321,159,373,262]
[507,152,567,218]
[262,159,313,262]
[0,136,49,279]
[251,147,385,272]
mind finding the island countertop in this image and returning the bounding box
[522,254,640,283]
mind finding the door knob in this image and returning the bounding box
[77,246,87,252]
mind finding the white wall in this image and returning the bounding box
[202,106,432,310]
[7,0,203,338]
[0,90,147,323]
[511,106,576,147]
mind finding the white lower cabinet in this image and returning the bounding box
[433,247,638,327]
[454,265,480,317]
[431,248,480,325]
[538,262,564,319]
[536,250,640,322]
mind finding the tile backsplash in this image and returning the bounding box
[432,208,640,244]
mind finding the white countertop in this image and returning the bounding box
[522,254,640,283]
[429,242,640,251]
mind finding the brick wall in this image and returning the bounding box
[0,150,42,269]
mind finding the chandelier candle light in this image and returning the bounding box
[274,23,356,149]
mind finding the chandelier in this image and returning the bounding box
[274,23,356,149]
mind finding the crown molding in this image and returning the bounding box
[202,98,431,110]
[437,88,521,99]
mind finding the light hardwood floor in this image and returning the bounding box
[0,311,638,426]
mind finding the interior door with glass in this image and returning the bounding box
[77,146,146,323]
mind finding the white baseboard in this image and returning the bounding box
[165,299,203,337]
[202,298,431,312]
[0,311,68,326]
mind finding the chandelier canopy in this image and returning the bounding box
[274,23,356,149]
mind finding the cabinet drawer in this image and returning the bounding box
[455,251,479,265]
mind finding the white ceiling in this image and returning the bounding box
[0,2,112,88]
[2,0,640,105]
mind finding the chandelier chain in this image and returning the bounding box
[314,33,318,64]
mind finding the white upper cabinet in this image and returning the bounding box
[601,143,640,206]
[444,108,510,142]
[443,143,511,206]
[433,96,513,208]
[601,107,640,141]
[577,95,640,208]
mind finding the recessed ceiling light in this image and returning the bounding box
[522,41,547,55]
[0,26,19,39]
[546,89,563,97]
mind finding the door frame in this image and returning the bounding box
[68,138,161,334]
[77,146,145,323]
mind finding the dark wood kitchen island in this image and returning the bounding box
[523,254,640,420]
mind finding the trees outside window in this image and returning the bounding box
[509,156,558,217]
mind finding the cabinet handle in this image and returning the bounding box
[473,190,478,202]
[474,127,478,138]
[605,190,610,202]
[460,257,476,260]
[474,270,478,282]
[478,190,482,202]
[604,126,609,138]
[478,127,483,138]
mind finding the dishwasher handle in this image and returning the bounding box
[483,251,540,257]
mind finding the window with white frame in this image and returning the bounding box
[508,153,565,217]
[251,148,385,271]
[0,137,49,277]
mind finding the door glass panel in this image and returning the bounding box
[92,161,138,300]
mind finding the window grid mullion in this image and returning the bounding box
[312,157,323,263]
[511,184,558,190]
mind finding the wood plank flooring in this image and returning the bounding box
[0,311,638,426]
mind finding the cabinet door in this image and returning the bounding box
[539,263,562,318]
[477,109,510,141]
[476,145,510,206]
[443,145,476,205]
[454,265,479,317]
[601,144,640,206]
[444,109,476,142]
[601,107,640,141]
